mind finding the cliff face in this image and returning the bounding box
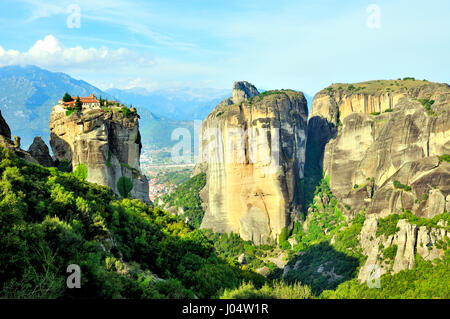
[0,109,11,139]
[28,136,54,167]
[49,105,150,204]
[196,82,308,244]
[0,108,42,165]
[358,216,448,282]
[307,80,450,218]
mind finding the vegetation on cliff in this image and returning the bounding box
[0,147,264,299]
[321,248,450,299]
[321,79,443,96]
[210,173,449,299]
[161,173,206,228]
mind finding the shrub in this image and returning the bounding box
[65,108,77,116]
[383,245,398,260]
[393,180,411,191]
[106,151,112,167]
[220,281,311,299]
[73,163,88,181]
[439,154,450,163]
[376,214,400,237]
[278,227,290,247]
[56,159,70,172]
[117,176,133,198]
[418,99,435,110]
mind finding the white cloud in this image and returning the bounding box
[0,35,154,70]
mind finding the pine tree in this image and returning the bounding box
[62,92,73,102]
[74,96,82,110]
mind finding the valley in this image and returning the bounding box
[0,68,448,300]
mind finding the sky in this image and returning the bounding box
[0,0,449,96]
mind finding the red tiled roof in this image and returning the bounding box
[62,94,99,106]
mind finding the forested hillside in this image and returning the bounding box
[0,146,264,298]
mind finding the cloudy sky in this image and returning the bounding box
[0,0,449,95]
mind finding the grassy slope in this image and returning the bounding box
[319,78,446,96]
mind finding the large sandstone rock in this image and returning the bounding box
[196,82,308,244]
[231,81,259,104]
[0,108,39,165]
[392,219,417,273]
[425,189,446,218]
[416,226,446,261]
[358,217,448,282]
[307,80,450,218]
[49,105,150,204]
[28,136,53,167]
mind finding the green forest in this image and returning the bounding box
[1,145,449,299]
[0,147,263,298]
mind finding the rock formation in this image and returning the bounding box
[49,104,150,204]
[195,81,308,244]
[28,136,54,167]
[0,109,11,139]
[307,80,450,218]
[358,215,448,282]
[0,108,39,164]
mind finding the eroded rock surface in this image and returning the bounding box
[28,136,53,167]
[0,109,11,139]
[307,80,450,218]
[358,216,448,282]
[0,108,39,165]
[49,105,150,204]
[196,82,308,244]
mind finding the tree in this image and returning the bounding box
[117,176,133,198]
[62,92,73,102]
[74,96,82,110]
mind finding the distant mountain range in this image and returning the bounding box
[0,65,115,148]
[0,65,206,149]
[105,87,230,121]
[0,65,312,150]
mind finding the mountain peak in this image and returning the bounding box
[232,81,259,104]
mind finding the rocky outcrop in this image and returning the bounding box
[0,108,39,165]
[49,105,150,204]
[28,136,53,167]
[0,109,11,139]
[358,216,448,282]
[195,82,308,244]
[232,81,259,104]
[307,80,450,218]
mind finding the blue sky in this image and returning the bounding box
[0,0,449,96]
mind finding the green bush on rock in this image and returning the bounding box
[117,176,133,198]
